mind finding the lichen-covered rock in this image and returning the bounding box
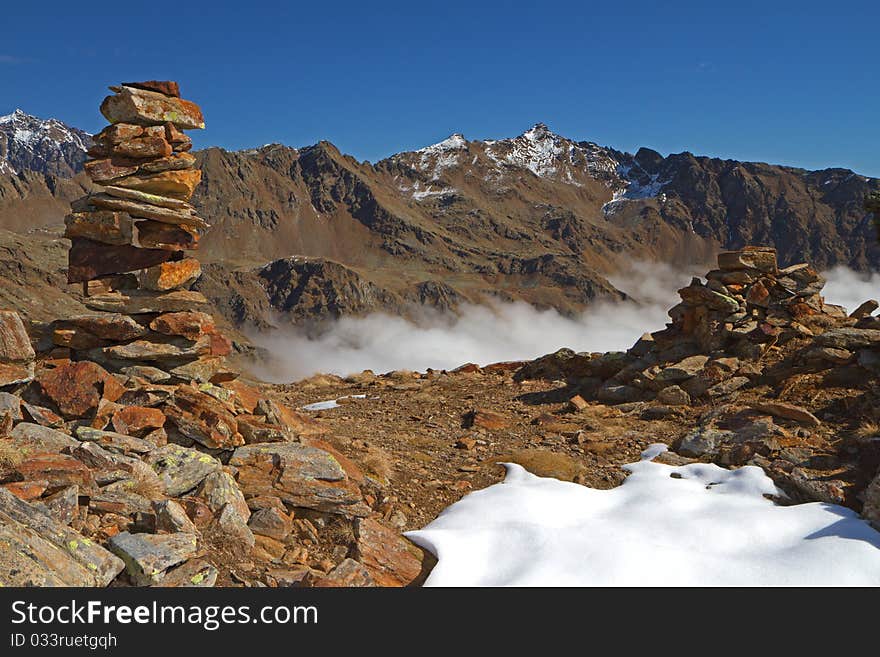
[146,443,221,497]
[108,530,199,585]
[0,487,124,586]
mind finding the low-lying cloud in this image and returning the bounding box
[821,266,880,313]
[251,262,695,382]
[249,262,880,383]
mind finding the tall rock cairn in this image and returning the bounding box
[59,81,232,383]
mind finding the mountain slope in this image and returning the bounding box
[0,112,877,325]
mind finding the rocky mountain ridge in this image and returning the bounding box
[1,112,878,327]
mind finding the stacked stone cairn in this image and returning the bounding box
[60,81,229,384]
[0,82,430,588]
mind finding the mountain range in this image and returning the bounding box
[1,110,878,329]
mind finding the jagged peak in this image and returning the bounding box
[521,122,557,142]
[419,133,467,153]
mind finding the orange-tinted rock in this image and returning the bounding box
[139,259,202,291]
[17,454,96,490]
[221,380,262,413]
[112,406,166,437]
[164,386,242,449]
[109,169,202,201]
[67,237,175,283]
[150,311,214,341]
[353,518,430,587]
[64,211,135,246]
[93,123,144,144]
[101,86,205,130]
[0,310,35,363]
[2,480,48,501]
[37,361,124,418]
[122,80,180,97]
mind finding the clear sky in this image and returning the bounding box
[2,0,878,176]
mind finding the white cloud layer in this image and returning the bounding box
[249,263,880,383]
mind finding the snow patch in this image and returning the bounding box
[408,446,880,586]
[301,394,367,411]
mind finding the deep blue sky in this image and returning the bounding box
[2,1,878,175]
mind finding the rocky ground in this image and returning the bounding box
[2,245,880,587]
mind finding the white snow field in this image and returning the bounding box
[407,445,880,586]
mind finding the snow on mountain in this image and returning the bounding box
[0,109,91,177]
[485,123,622,185]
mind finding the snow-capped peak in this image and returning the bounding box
[0,109,91,177]
[418,133,467,154]
[521,122,555,142]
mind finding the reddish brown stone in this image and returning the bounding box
[121,80,180,97]
[22,402,64,429]
[93,123,144,144]
[135,221,199,251]
[0,362,34,386]
[311,559,375,587]
[84,157,139,182]
[164,122,191,146]
[106,135,173,159]
[67,238,176,283]
[164,386,242,449]
[353,518,430,587]
[17,454,96,490]
[112,406,166,437]
[37,361,125,418]
[2,480,48,501]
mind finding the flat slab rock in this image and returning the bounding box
[0,487,124,586]
[230,443,369,516]
[146,443,221,496]
[108,531,199,585]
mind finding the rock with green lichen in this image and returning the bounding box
[154,559,218,587]
[146,443,221,496]
[108,531,199,586]
[0,488,124,586]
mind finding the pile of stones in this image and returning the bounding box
[0,82,431,588]
[59,81,225,384]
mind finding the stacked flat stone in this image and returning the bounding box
[655,246,841,357]
[57,81,232,383]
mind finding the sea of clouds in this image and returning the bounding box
[250,263,880,382]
